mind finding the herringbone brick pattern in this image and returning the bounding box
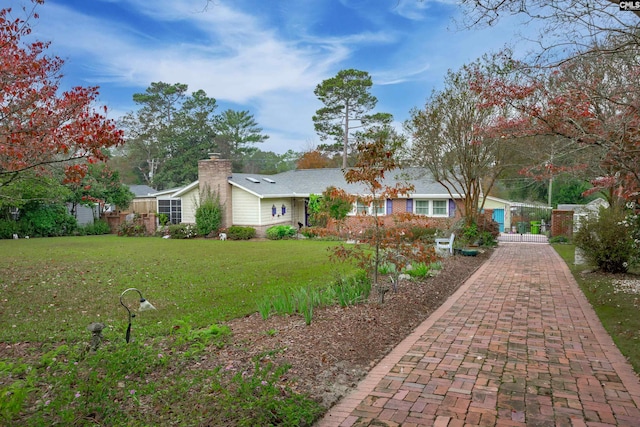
[316,244,640,427]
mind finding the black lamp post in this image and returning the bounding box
[120,288,156,343]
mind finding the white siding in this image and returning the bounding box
[180,187,200,224]
[232,187,260,224]
[260,198,292,226]
[482,199,507,210]
[293,198,306,227]
[483,198,511,230]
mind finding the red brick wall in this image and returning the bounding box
[104,213,156,235]
[551,210,574,237]
[328,212,456,239]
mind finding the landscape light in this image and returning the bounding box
[120,288,156,343]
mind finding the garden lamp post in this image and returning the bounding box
[120,288,156,343]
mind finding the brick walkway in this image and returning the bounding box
[316,244,640,427]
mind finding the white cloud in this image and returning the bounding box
[18,0,544,156]
[390,0,431,21]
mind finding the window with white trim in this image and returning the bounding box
[414,199,448,217]
[158,199,182,224]
[415,200,429,215]
[354,200,368,215]
[433,200,447,216]
[373,200,385,215]
[350,199,387,216]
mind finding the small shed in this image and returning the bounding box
[483,196,513,232]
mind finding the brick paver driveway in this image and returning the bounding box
[317,244,640,427]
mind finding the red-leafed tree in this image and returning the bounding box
[470,41,640,202]
[330,126,436,302]
[0,2,124,194]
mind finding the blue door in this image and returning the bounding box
[492,209,505,232]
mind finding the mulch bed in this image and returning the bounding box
[203,249,492,408]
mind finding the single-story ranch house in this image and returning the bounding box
[124,155,517,236]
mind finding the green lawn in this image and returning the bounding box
[553,243,640,374]
[0,235,355,343]
[0,236,363,426]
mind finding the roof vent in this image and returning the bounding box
[263,178,276,184]
[245,177,260,183]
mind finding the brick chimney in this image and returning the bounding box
[198,153,232,229]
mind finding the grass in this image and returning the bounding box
[0,235,357,426]
[553,243,640,374]
[257,270,372,323]
[0,235,355,343]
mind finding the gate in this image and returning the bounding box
[499,204,551,243]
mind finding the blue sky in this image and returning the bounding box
[12,0,536,153]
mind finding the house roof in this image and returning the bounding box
[129,185,158,197]
[558,197,608,213]
[228,168,458,198]
[172,181,199,198]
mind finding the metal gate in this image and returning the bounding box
[499,204,551,244]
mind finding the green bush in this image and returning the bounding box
[455,220,498,247]
[76,220,111,236]
[195,192,222,236]
[157,213,169,226]
[549,235,569,244]
[19,203,77,237]
[0,220,19,239]
[405,262,430,278]
[226,226,256,240]
[574,207,637,273]
[168,224,197,239]
[477,230,497,247]
[92,219,111,235]
[265,225,296,240]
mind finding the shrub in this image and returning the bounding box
[0,220,19,239]
[76,220,111,236]
[573,207,637,273]
[477,218,500,239]
[19,203,77,237]
[118,216,147,237]
[226,226,256,240]
[300,227,317,238]
[477,230,497,247]
[405,262,430,278]
[266,225,296,240]
[455,220,498,247]
[408,226,437,242]
[92,219,111,235]
[157,213,169,226]
[168,224,197,239]
[195,191,222,236]
[549,235,569,244]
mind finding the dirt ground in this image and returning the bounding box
[206,249,492,409]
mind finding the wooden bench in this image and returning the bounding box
[435,233,455,255]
